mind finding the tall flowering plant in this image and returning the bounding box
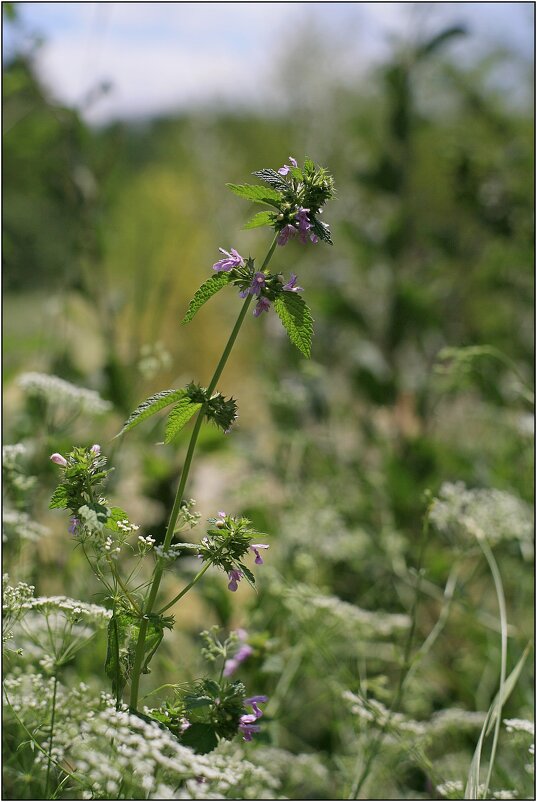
[49,156,335,753]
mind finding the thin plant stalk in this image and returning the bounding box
[45,671,59,799]
[129,235,278,711]
[466,538,508,800]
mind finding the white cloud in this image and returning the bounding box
[15,2,534,124]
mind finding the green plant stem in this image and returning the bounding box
[45,671,59,799]
[156,560,212,615]
[109,560,143,616]
[129,234,278,711]
[478,538,508,800]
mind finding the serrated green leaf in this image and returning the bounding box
[164,399,203,444]
[289,166,303,181]
[274,292,314,358]
[226,183,282,207]
[105,610,139,697]
[252,168,290,192]
[303,156,315,174]
[185,696,214,710]
[117,389,187,436]
[105,506,129,533]
[49,484,69,510]
[238,563,256,585]
[310,215,333,245]
[180,722,218,754]
[182,273,231,324]
[243,210,276,230]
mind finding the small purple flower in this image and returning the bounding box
[50,453,68,467]
[251,272,267,296]
[213,247,245,272]
[68,516,80,535]
[223,643,253,677]
[278,156,298,176]
[253,297,271,317]
[250,543,269,565]
[277,224,296,247]
[218,511,226,518]
[295,207,313,244]
[90,444,101,456]
[283,273,303,293]
[239,713,261,742]
[244,695,268,719]
[227,569,243,592]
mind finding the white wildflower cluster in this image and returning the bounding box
[19,595,112,624]
[117,517,140,534]
[10,595,111,669]
[138,533,156,553]
[282,582,410,639]
[2,443,27,465]
[5,677,280,800]
[436,779,464,799]
[436,780,517,800]
[251,745,331,798]
[104,535,121,557]
[279,503,370,565]
[2,443,35,493]
[175,498,201,532]
[2,509,49,543]
[430,482,533,554]
[504,718,534,736]
[343,690,427,736]
[3,575,35,645]
[18,372,111,415]
[427,707,485,735]
[138,341,172,380]
[155,542,199,563]
[504,718,535,775]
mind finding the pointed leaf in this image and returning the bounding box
[310,215,333,245]
[274,292,314,358]
[226,183,282,207]
[465,646,530,799]
[243,210,276,230]
[182,273,232,324]
[180,722,218,754]
[164,399,203,444]
[117,389,188,436]
[252,169,290,192]
[49,484,69,510]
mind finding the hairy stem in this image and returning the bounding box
[129,234,278,710]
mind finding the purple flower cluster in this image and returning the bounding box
[277,207,319,247]
[226,542,269,592]
[239,695,268,742]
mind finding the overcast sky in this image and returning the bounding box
[4,2,534,124]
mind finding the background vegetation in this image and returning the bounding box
[3,5,534,799]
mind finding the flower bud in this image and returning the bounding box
[50,453,68,467]
[90,444,101,455]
